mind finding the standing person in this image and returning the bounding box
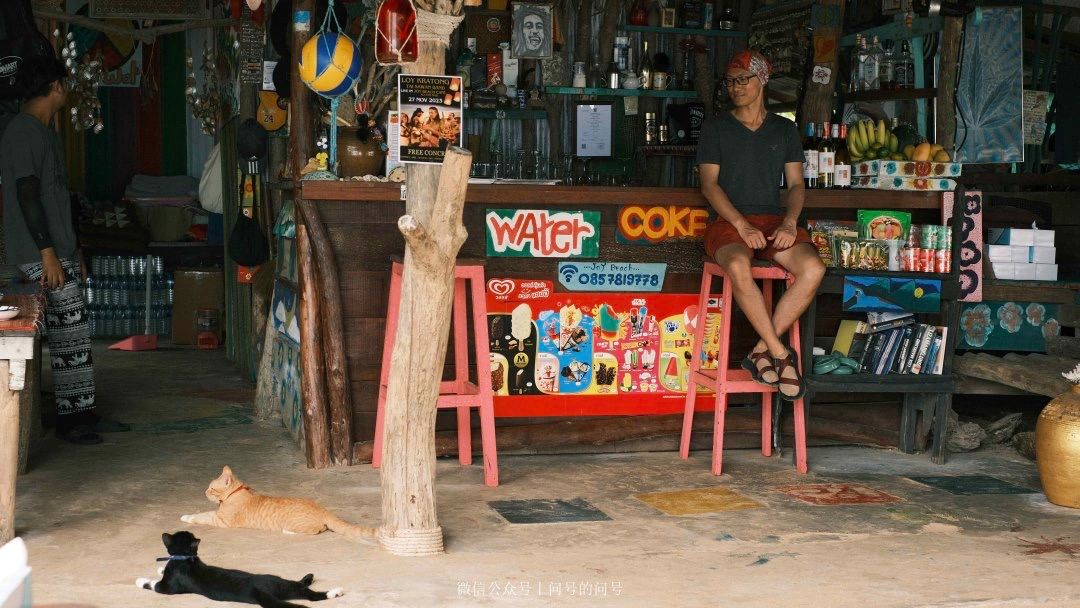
[0,55,128,444]
[696,50,826,400]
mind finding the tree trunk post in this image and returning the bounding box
[379,32,472,556]
[798,0,843,129]
[297,224,331,469]
[936,16,964,154]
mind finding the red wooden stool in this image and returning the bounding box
[373,259,499,487]
[679,260,808,475]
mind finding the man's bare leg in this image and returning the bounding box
[713,244,788,378]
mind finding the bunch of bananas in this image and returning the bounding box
[847,119,953,163]
[846,119,899,162]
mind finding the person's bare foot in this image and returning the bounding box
[773,350,805,400]
[742,343,779,385]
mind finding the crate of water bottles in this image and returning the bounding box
[85,255,174,338]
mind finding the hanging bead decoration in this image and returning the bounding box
[59,31,104,133]
[186,41,221,136]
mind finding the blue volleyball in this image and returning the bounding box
[298,31,362,97]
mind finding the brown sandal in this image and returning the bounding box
[741,348,779,387]
[773,351,806,401]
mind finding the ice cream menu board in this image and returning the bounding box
[486,292,722,417]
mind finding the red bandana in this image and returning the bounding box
[727,50,772,86]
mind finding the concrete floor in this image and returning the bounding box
[13,346,1080,608]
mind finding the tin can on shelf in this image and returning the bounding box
[940,225,952,251]
[919,224,938,250]
[906,224,921,248]
[933,249,949,273]
[917,248,934,272]
[900,247,917,271]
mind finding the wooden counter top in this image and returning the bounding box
[300,181,944,210]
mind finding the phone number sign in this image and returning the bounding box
[557,262,667,292]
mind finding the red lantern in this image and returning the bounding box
[376,0,419,64]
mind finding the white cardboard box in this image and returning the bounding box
[1014,263,1038,281]
[1029,246,1056,264]
[1011,246,1031,262]
[1034,230,1056,247]
[992,262,1016,280]
[989,228,1035,246]
[1036,263,1059,281]
[987,245,1012,262]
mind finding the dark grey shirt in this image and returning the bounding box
[1,113,77,265]
[696,112,803,216]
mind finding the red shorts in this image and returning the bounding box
[704,214,813,261]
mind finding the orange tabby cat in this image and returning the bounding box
[181,466,376,541]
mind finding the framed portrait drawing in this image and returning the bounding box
[512,2,553,59]
[661,7,676,28]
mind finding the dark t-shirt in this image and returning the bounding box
[695,112,803,216]
[0,112,77,265]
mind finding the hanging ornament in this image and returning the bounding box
[64,45,104,133]
[299,31,363,97]
[375,0,418,65]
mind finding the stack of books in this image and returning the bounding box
[831,313,948,376]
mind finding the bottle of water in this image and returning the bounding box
[84,276,95,305]
[87,304,97,337]
[166,274,175,305]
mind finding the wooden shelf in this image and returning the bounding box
[640,144,697,157]
[840,16,943,47]
[467,109,548,120]
[545,86,699,99]
[301,182,945,210]
[808,373,954,393]
[624,24,746,38]
[845,87,937,103]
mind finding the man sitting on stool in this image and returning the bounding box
[696,50,826,401]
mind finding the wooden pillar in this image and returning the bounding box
[1,361,17,544]
[297,224,331,469]
[379,33,472,555]
[289,0,316,182]
[936,17,964,154]
[798,0,843,129]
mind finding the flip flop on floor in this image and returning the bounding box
[57,424,104,445]
[741,347,779,387]
[773,350,806,401]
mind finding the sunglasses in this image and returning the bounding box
[721,75,755,88]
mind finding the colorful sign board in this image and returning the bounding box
[485,209,601,258]
[397,74,464,164]
[842,276,942,313]
[615,205,712,245]
[486,278,554,302]
[486,292,722,417]
[558,262,667,292]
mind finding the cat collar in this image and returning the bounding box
[156,555,195,562]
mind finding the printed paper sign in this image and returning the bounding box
[616,205,711,245]
[397,74,464,164]
[1023,90,1049,145]
[486,278,554,302]
[486,209,601,258]
[811,65,832,85]
[486,293,722,405]
[558,262,667,292]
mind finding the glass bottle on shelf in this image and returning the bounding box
[375,0,419,64]
[852,35,868,92]
[896,41,914,89]
[866,36,883,91]
[640,40,654,90]
[817,121,835,189]
[678,36,695,90]
[834,124,851,189]
[607,60,621,89]
[802,122,819,189]
[629,0,647,25]
[880,40,896,90]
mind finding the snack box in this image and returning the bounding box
[852,176,957,191]
[1029,246,1056,264]
[988,228,1055,247]
[1036,264,1059,281]
[853,160,963,178]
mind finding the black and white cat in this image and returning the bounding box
[136,531,344,608]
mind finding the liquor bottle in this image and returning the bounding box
[896,41,914,89]
[866,36,884,91]
[640,40,654,90]
[852,35,869,92]
[817,121,835,189]
[802,123,819,189]
[834,124,852,189]
[880,40,896,90]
